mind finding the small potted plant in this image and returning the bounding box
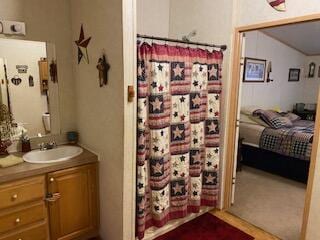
[0,104,12,155]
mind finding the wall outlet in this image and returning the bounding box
[0,20,26,36]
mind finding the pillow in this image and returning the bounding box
[248,115,270,127]
[240,113,256,124]
[240,106,262,116]
[240,114,269,127]
[284,112,301,122]
[254,109,293,129]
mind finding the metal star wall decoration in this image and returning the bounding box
[267,0,286,12]
[75,24,92,64]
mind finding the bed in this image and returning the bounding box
[239,110,314,183]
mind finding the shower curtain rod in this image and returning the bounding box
[137,34,227,51]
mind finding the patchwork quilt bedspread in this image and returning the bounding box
[259,120,314,161]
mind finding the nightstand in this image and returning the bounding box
[292,109,316,121]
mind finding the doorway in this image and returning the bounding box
[224,15,320,240]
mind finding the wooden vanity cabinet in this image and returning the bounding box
[0,163,99,240]
[0,176,48,240]
[47,164,99,240]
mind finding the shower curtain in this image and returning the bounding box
[136,42,223,239]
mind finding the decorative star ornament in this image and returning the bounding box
[205,174,216,184]
[173,126,183,139]
[151,97,162,111]
[208,121,217,133]
[267,0,286,12]
[172,183,183,194]
[75,24,92,64]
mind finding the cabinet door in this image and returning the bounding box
[47,164,98,240]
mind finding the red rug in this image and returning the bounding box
[155,213,254,240]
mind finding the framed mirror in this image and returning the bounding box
[0,38,60,140]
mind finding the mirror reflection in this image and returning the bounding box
[0,38,60,139]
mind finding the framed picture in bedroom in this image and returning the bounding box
[243,57,266,82]
[308,62,316,78]
[288,68,300,82]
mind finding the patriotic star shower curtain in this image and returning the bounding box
[136,42,223,239]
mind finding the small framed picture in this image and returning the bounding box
[243,57,266,82]
[308,62,316,78]
[288,68,300,82]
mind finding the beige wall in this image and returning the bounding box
[0,0,76,134]
[69,0,125,239]
[137,0,170,37]
[241,31,307,112]
[236,0,320,26]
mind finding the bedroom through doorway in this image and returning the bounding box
[228,20,320,240]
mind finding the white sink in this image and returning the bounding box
[23,146,83,163]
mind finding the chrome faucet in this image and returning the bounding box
[39,141,57,151]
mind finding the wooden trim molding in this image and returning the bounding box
[122,0,137,239]
[224,13,320,240]
[223,30,242,209]
[300,91,320,240]
[236,14,320,33]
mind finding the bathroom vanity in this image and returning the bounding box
[0,148,99,240]
[0,20,99,240]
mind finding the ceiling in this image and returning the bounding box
[261,21,320,56]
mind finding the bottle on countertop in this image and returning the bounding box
[20,130,31,152]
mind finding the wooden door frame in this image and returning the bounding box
[122,0,137,239]
[224,13,320,240]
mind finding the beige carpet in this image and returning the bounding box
[229,166,306,240]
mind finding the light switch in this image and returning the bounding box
[0,20,26,35]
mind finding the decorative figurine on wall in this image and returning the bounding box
[75,24,92,64]
[28,75,34,87]
[16,65,28,74]
[267,0,286,12]
[96,54,110,87]
[11,76,22,86]
[50,60,58,83]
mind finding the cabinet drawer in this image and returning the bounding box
[0,222,47,240]
[0,202,46,234]
[0,176,45,210]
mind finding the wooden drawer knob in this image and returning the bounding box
[15,218,20,224]
[50,177,54,182]
[11,194,18,201]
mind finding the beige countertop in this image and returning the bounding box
[0,148,98,184]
